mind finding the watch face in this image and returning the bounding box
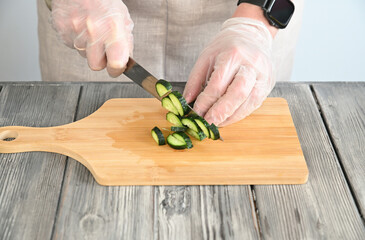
[268,0,295,28]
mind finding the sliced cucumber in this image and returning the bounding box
[172,131,193,149]
[166,112,183,126]
[151,127,166,145]
[181,117,200,132]
[171,126,187,132]
[166,134,187,149]
[162,97,179,116]
[168,91,189,116]
[208,123,220,140]
[193,117,210,138]
[155,79,172,97]
[186,128,207,141]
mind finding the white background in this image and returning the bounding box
[0,0,364,82]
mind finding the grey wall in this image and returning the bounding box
[0,0,41,81]
[291,0,365,81]
[0,1,364,82]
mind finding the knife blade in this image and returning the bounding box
[123,57,162,100]
[123,58,223,141]
[124,57,195,113]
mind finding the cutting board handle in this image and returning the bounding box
[0,126,56,153]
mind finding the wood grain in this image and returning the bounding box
[0,85,80,240]
[313,82,365,219]
[52,84,155,240]
[155,185,260,240]
[0,97,308,186]
[253,83,365,239]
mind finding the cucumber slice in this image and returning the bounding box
[181,117,200,132]
[193,117,210,138]
[162,97,179,116]
[155,79,172,97]
[166,134,187,149]
[186,128,207,141]
[166,112,183,126]
[151,127,166,145]
[168,91,189,116]
[171,126,188,132]
[172,131,193,149]
[208,123,220,140]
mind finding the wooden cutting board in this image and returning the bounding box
[0,98,308,186]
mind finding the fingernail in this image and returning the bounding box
[183,91,192,103]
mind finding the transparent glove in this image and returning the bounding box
[183,18,275,127]
[51,0,134,77]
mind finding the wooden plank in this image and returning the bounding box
[52,84,155,239]
[254,83,365,239]
[312,82,365,218]
[0,85,80,240]
[156,186,260,239]
[154,84,259,239]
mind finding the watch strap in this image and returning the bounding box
[237,0,268,7]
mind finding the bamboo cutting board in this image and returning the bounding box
[0,98,308,186]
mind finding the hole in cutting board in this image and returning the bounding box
[0,130,18,141]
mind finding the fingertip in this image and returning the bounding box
[182,88,194,103]
[105,41,129,77]
[86,50,106,71]
[107,64,126,78]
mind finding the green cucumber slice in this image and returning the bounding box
[162,97,179,116]
[186,128,207,141]
[171,126,188,132]
[166,112,183,126]
[168,91,189,116]
[193,117,210,138]
[151,127,166,145]
[208,123,220,140]
[172,131,193,149]
[181,117,200,132]
[166,134,187,149]
[155,79,172,97]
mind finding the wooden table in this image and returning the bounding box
[0,82,364,239]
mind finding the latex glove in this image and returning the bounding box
[51,0,134,77]
[183,18,275,127]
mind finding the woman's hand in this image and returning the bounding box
[51,0,134,77]
[183,17,275,127]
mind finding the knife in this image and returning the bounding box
[124,57,196,112]
[123,58,162,100]
[123,58,223,141]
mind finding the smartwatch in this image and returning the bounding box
[237,0,295,29]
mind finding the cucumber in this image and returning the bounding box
[151,127,166,145]
[168,91,189,116]
[155,79,172,97]
[172,131,193,149]
[171,126,187,132]
[166,112,183,126]
[181,117,200,132]
[193,117,210,138]
[166,134,187,149]
[186,128,207,141]
[208,123,220,140]
[162,97,179,116]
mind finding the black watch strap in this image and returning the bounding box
[237,0,267,7]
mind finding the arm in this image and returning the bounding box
[232,3,278,38]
